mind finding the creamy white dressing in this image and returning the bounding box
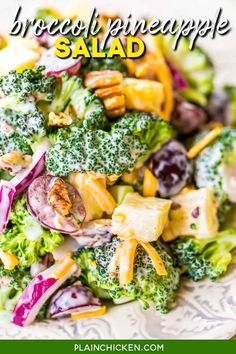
[0,96,35,112]
[52,236,79,260]
[222,162,236,202]
[24,215,44,241]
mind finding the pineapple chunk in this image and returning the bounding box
[123,78,164,115]
[0,45,40,75]
[163,188,219,242]
[112,192,171,242]
[68,173,103,222]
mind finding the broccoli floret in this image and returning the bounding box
[70,86,108,130]
[50,73,108,130]
[0,66,56,101]
[0,265,31,312]
[194,128,236,221]
[0,195,63,268]
[170,229,236,281]
[0,108,45,138]
[75,238,180,313]
[0,265,31,291]
[47,126,147,176]
[0,97,47,156]
[46,112,174,176]
[112,111,174,156]
[0,132,32,156]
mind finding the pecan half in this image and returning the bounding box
[103,94,125,111]
[107,106,126,118]
[85,70,126,119]
[84,70,123,89]
[0,150,32,175]
[95,84,123,99]
[48,112,72,127]
[48,178,72,216]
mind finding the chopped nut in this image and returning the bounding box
[48,178,72,216]
[95,84,123,98]
[0,150,32,175]
[85,70,126,118]
[103,94,125,111]
[48,112,72,127]
[107,106,126,118]
[84,70,123,89]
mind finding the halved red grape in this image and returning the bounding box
[26,175,86,235]
[151,140,192,197]
[171,96,207,134]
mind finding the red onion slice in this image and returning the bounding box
[11,255,77,327]
[0,181,15,233]
[11,139,50,197]
[38,46,82,77]
[26,175,86,235]
[0,140,49,232]
[49,284,101,318]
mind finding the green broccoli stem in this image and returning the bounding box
[50,73,82,112]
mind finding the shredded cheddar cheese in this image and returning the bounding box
[0,249,19,270]
[119,239,138,285]
[108,238,167,286]
[152,50,173,120]
[138,241,167,276]
[143,168,158,197]
[85,175,117,215]
[108,244,121,276]
[52,253,75,279]
[121,170,138,185]
[71,306,107,320]
[187,126,222,159]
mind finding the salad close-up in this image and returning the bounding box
[0,3,236,337]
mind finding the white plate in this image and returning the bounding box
[1,254,236,339]
[0,0,236,340]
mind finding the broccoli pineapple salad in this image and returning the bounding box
[0,7,236,328]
